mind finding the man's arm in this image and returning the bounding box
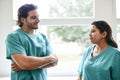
[12,59,57,72]
[11,54,58,70]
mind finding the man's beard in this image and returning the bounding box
[27,23,38,29]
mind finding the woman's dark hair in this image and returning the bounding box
[91,20,118,48]
[17,4,38,27]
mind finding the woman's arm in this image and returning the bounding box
[78,75,82,80]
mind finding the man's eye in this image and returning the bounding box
[31,16,36,19]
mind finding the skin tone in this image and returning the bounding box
[89,25,108,57]
[78,25,108,80]
[78,75,82,80]
[11,9,58,71]
[21,9,40,34]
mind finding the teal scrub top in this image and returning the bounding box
[5,28,52,80]
[78,45,120,80]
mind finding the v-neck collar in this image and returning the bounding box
[90,45,110,60]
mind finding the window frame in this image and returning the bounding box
[12,0,120,77]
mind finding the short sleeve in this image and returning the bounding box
[5,33,26,60]
[78,46,93,76]
[41,33,52,56]
[78,55,84,76]
[111,52,120,80]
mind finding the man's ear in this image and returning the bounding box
[20,17,25,23]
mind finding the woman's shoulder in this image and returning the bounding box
[109,45,120,51]
[82,45,94,56]
[108,45,120,56]
[86,45,95,51]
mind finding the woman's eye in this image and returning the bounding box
[91,30,95,33]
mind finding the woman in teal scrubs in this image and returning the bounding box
[78,20,120,80]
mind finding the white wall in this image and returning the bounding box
[0,0,13,76]
[95,0,116,37]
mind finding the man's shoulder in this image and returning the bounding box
[7,29,21,39]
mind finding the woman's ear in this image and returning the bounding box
[102,31,107,38]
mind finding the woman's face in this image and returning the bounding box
[89,25,106,44]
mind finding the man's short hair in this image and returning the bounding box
[17,4,38,27]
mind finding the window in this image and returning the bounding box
[7,0,119,80]
[13,0,94,19]
[116,24,120,48]
[40,25,90,76]
[116,0,120,18]
[116,0,120,49]
[13,0,94,79]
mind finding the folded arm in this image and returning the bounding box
[11,54,58,71]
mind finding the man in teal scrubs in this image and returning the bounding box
[5,4,58,80]
[78,20,120,80]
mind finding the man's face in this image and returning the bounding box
[23,10,40,29]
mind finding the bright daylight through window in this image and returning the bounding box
[116,0,120,18]
[13,0,94,19]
